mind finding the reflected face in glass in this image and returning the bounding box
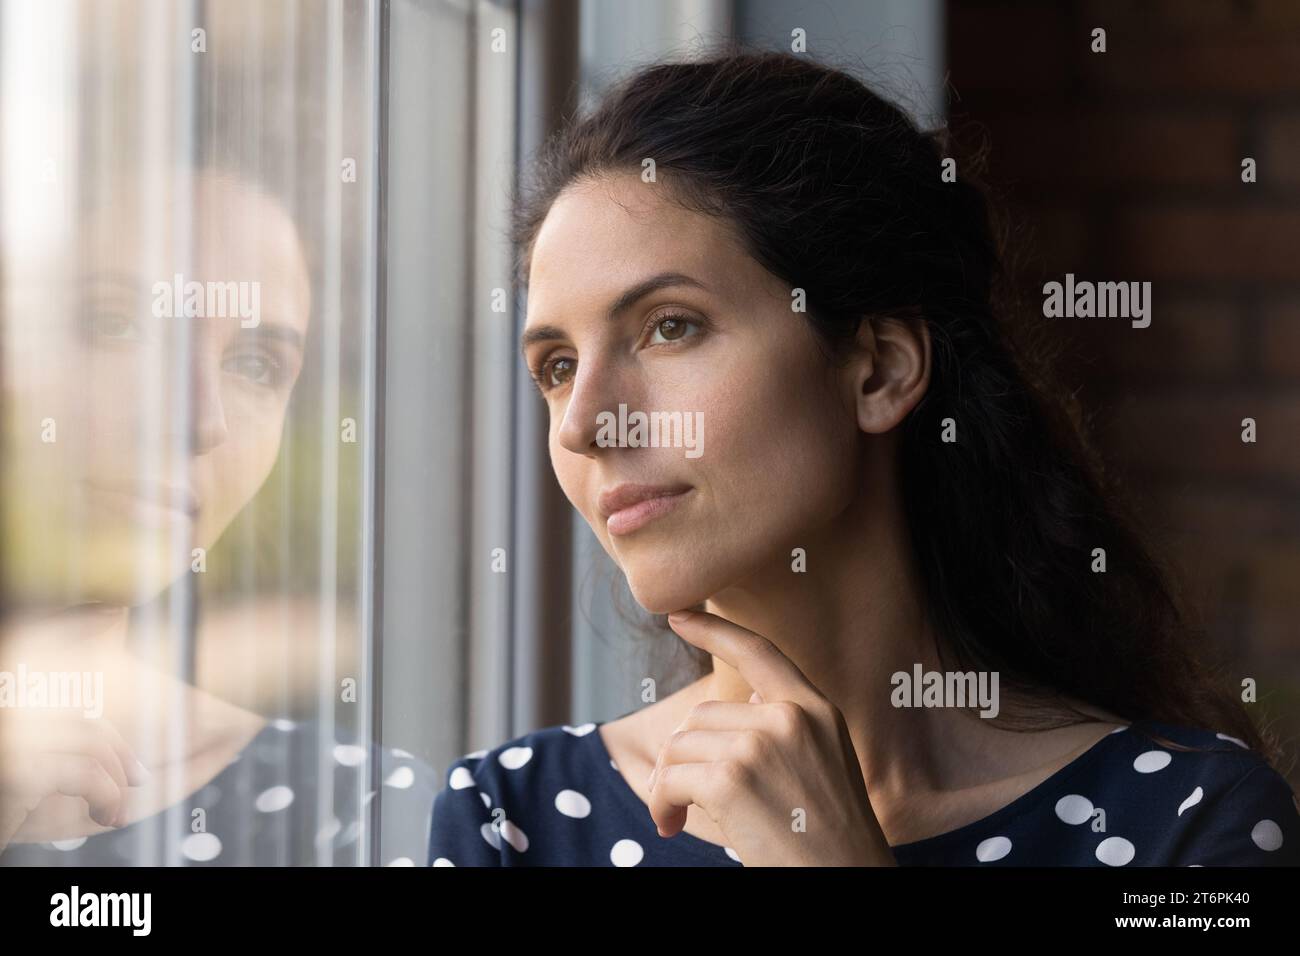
[2,170,312,604]
[522,172,865,614]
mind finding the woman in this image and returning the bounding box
[427,48,1300,867]
[0,167,436,866]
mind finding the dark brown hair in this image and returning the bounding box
[511,45,1288,774]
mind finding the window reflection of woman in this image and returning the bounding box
[0,167,310,850]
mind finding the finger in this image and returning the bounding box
[41,754,124,828]
[51,720,131,790]
[647,762,714,838]
[675,700,771,731]
[650,701,771,788]
[0,721,120,791]
[87,717,150,787]
[666,610,822,709]
[649,729,750,790]
[30,716,148,789]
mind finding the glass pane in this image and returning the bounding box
[0,0,403,865]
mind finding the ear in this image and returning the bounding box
[848,311,931,435]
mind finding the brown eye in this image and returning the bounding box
[548,356,575,387]
[648,313,699,345]
[658,317,686,340]
[223,351,285,387]
[86,312,142,341]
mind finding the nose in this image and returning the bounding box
[556,358,633,458]
[189,351,230,454]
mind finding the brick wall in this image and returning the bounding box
[946,0,1300,779]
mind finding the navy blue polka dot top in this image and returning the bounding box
[427,717,1300,866]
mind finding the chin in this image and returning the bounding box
[620,552,725,616]
[627,582,706,616]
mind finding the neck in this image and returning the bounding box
[696,464,1115,850]
[705,470,954,789]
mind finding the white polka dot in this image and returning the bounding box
[362,790,377,807]
[1133,750,1171,773]
[975,836,1012,862]
[499,819,529,852]
[333,744,367,767]
[255,785,294,812]
[386,857,415,866]
[433,857,455,866]
[611,838,644,866]
[498,746,533,770]
[392,748,414,759]
[272,718,296,732]
[479,791,492,808]
[1055,794,1094,825]
[563,723,597,737]
[384,766,414,789]
[51,837,87,851]
[1216,732,1249,749]
[724,846,741,863]
[465,748,487,759]
[610,759,618,770]
[336,821,360,847]
[1178,787,1203,816]
[449,766,476,789]
[1096,836,1135,866]
[555,789,592,818]
[1251,819,1283,851]
[181,832,222,862]
[480,822,501,850]
[1109,725,1130,734]
[316,817,342,845]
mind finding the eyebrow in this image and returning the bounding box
[240,323,305,352]
[519,271,709,356]
[83,274,306,352]
[81,272,146,301]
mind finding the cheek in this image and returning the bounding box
[201,399,287,511]
[688,355,859,530]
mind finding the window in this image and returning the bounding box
[0,0,945,867]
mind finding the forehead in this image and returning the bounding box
[526,173,749,313]
[76,174,312,335]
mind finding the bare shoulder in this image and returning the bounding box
[1008,699,1132,770]
[1058,700,1131,741]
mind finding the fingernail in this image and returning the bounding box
[667,610,691,624]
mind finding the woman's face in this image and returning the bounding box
[522,172,868,613]
[2,170,311,605]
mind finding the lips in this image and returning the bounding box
[597,482,691,518]
[598,482,693,536]
[87,479,200,518]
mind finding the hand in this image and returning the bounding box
[0,709,150,854]
[647,609,896,866]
